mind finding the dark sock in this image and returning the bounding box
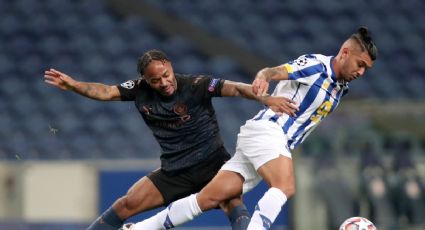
[87,207,124,230]
[228,204,251,230]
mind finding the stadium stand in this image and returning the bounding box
[1,0,424,160]
[0,0,251,160]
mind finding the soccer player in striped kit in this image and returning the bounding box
[125,26,378,230]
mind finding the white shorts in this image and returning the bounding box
[221,119,292,193]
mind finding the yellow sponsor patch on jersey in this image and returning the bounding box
[322,81,330,89]
[283,63,294,74]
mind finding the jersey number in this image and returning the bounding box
[311,101,332,123]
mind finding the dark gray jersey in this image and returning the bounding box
[117,74,230,172]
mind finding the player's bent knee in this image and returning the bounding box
[111,196,130,218]
[113,195,138,217]
[274,182,296,199]
[113,196,126,210]
[284,185,296,198]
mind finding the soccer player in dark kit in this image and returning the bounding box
[43,49,298,230]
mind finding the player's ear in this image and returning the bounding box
[340,47,350,60]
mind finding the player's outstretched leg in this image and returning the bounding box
[131,170,245,229]
[129,196,251,230]
[88,176,165,230]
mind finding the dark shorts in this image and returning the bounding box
[147,147,230,205]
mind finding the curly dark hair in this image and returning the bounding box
[137,49,170,76]
[351,26,378,61]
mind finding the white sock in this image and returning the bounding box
[133,194,202,230]
[247,187,287,230]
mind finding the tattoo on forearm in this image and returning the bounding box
[264,68,281,79]
[236,83,270,103]
[83,84,92,96]
[102,87,108,95]
[80,83,109,99]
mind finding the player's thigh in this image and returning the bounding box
[256,155,295,192]
[197,170,244,210]
[123,176,164,211]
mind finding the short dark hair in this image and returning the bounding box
[137,49,170,76]
[351,26,378,61]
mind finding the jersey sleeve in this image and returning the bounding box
[280,54,325,85]
[116,79,139,101]
[191,75,225,99]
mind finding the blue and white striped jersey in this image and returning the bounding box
[252,54,349,150]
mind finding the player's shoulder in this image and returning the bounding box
[290,54,330,70]
[119,78,144,90]
[307,54,332,64]
[294,53,325,63]
[176,73,215,85]
[175,73,210,80]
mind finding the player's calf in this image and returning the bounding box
[131,194,202,230]
[248,187,288,230]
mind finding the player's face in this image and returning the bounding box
[144,60,177,96]
[340,48,373,82]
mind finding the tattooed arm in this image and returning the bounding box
[220,80,270,103]
[252,65,289,96]
[221,80,298,117]
[44,68,121,101]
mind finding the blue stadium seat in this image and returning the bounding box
[80,54,110,79]
[0,14,24,38]
[59,13,87,38]
[404,73,425,98]
[162,36,196,59]
[173,55,207,74]
[37,35,67,61]
[68,34,100,59]
[20,55,44,79]
[0,111,18,145]
[8,35,36,59]
[0,55,15,76]
[6,131,35,160]
[67,132,104,159]
[126,33,162,57]
[207,56,240,76]
[87,13,118,39]
[112,56,139,78]
[100,35,128,58]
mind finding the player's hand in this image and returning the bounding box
[252,78,269,96]
[44,68,76,91]
[265,97,299,117]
